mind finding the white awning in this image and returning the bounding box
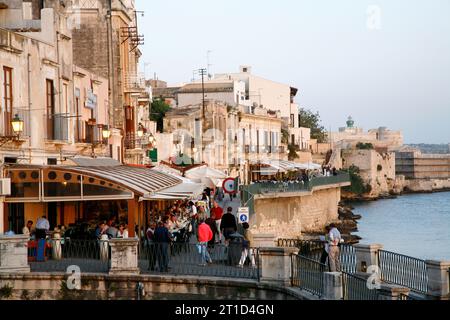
[143,182,205,200]
[252,160,322,173]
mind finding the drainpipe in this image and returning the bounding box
[107,0,115,129]
[27,53,32,163]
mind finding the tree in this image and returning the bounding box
[150,98,171,132]
[298,108,327,143]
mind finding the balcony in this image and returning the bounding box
[243,172,351,196]
[124,73,146,93]
[44,114,69,142]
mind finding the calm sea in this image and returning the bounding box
[352,192,450,260]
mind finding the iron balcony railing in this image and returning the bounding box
[44,113,69,141]
[278,238,357,274]
[244,172,351,196]
[28,239,110,273]
[291,254,328,297]
[138,242,260,280]
[342,271,381,300]
[378,249,428,294]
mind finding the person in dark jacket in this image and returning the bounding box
[220,207,237,243]
[153,222,172,272]
[205,213,219,247]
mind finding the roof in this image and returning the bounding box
[178,82,234,93]
[71,157,122,167]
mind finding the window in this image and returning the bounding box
[46,79,55,139]
[290,114,295,127]
[4,157,17,164]
[63,83,68,115]
[47,158,58,165]
[3,67,13,135]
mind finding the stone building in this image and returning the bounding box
[69,0,152,165]
[396,149,450,192]
[331,116,404,151]
[0,1,112,166]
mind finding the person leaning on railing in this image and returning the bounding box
[327,223,342,272]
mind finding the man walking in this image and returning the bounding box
[328,223,342,272]
[220,207,237,244]
[210,201,223,243]
[197,217,213,266]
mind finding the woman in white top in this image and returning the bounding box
[117,223,129,238]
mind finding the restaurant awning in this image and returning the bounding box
[143,182,205,200]
[2,163,183,202]
[185,166,227,188]
[251,160,322,173]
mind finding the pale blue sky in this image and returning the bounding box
[136,0,450,144]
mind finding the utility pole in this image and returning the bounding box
[198,68,207,119]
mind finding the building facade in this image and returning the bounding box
[69,0,152,165]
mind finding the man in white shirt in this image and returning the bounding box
[35,215,50,239]
[328,223,342,272]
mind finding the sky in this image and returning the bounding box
[136,0,450,144]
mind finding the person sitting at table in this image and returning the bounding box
[117,223,129,238]
[22,220,34,239]
[168,214,182,241]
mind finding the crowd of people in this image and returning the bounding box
[141,190,256,271]
[20,187,256,270]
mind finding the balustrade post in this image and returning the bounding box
[252,234,276,248]
[323,272,343,300]
[259,247,299,286]
[0,235,30,273]
[109,238,140,276]
[425,260,450,300]
[377,283,411,300]
[354,243,383,273]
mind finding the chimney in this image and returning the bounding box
[240,65,252,74]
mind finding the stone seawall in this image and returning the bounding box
[404,178,450,193]
[0,273,307,300]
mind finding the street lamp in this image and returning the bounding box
[11,114,24,135]
[137,124,145,138]
[102,125,111,139]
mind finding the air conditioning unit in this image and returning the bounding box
[0,178,11,196]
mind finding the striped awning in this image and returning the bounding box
[3,164,182,198]
[66,165,182,197]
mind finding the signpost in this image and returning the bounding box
[237,207,249,224]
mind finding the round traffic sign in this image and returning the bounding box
[222,177,237,194]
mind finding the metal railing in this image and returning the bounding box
[278,239,357,274]
[44,114,69,141]
[291,254,328,297]
[29,239,110,273]
[243,172,350,196]
[342,271,381,300]
[378,250,428,294]
[138,242,260,280]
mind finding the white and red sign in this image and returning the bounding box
[222,177,237,194]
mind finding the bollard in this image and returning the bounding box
[99,234,109,261]
[52,232,62,260]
